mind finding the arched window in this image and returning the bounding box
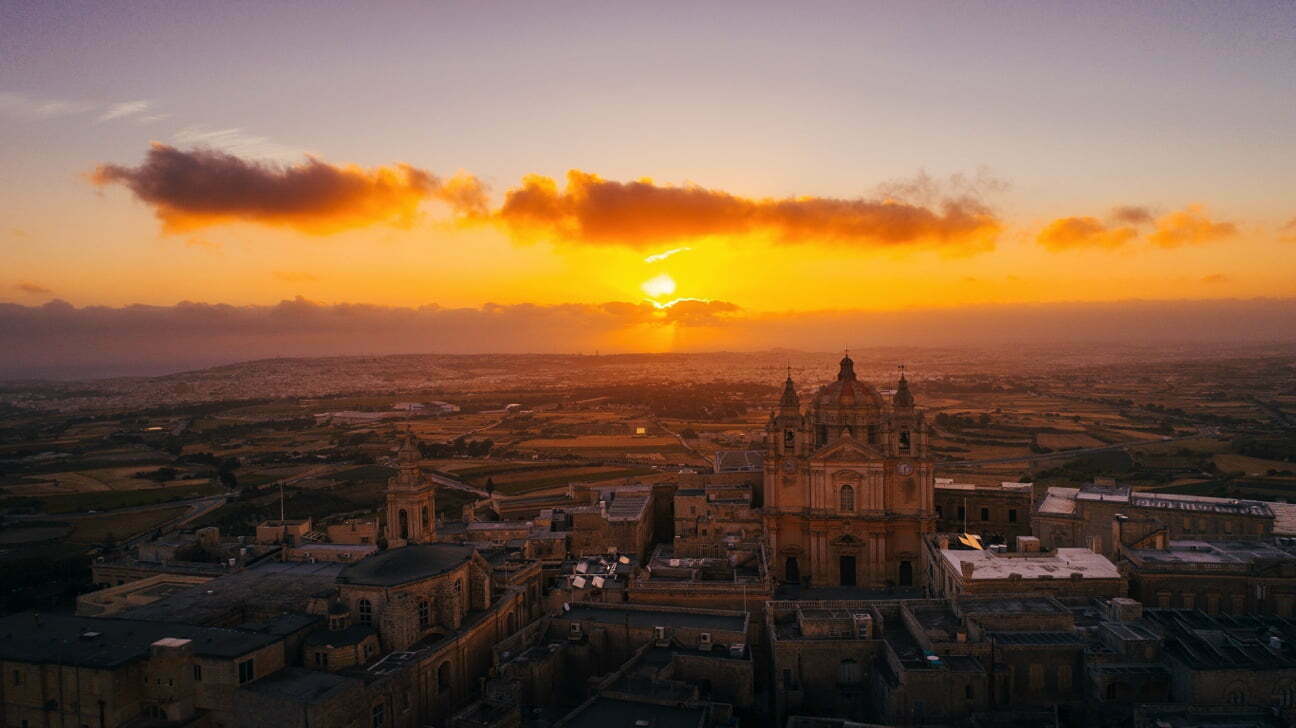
[437,661,452,692]
[421,506,430,529]
[418,600,430,629]
[838,659,861,685]
[899,428,911,451]
[507,611,517,634]
[1227,683,1246,705]
[398,509,409,540]
[840,484,855,512]
[357,598,373,625]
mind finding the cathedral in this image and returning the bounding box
[763,354,935,588]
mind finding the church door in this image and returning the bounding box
[399,509,409,540]
[785,556,800,584]
[898,560,913,587]
[839,555,857,586]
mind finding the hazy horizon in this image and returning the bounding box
[4,295,1294,380]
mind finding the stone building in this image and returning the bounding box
[1121,538,1296,616]
[0,611,310,728]
[933,479,1035,544]
[764,356,936,589]
[1034,480,1275,558]
[925,534,1127,599]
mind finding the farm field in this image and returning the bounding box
[1214,453,1296,476]
[67,506,189,544]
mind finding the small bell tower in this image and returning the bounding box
[385,430,436,547]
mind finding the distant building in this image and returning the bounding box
[1121,537,1296,616]
[713,449,762,473]
[1034,480,1277,558]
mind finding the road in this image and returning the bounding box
[939,433,1210,467]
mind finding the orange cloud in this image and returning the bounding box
[1036,216,1137,251]
[1109,205,1154,225]
[15,282,52,295]
[1149,205,1237,248]
[493,170,1001,253]
[90,144,469,235]
[1279,217,1296,243]
[1200,273,1228,284]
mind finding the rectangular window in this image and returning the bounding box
[957,505,966,522]
[980,507,989,521]
[372,703,386,728]
[12,669,21,686]
[1029,664,1044,691]
[1008,509,1017,523]
[935,505,943,518]
[238,659,254,685]
[193,664,202,682]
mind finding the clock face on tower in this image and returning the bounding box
[897,463,914,476]
[782,459,797,474]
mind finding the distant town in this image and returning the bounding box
[2,344,1295,728]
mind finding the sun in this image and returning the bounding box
[641,273,677,298]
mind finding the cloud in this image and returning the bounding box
[90,144,473,235]
[2,297,1293,379]
[1036,216,1138,251]
[0,91,96,120]
[492,170,1001,253]
[1200,273,1228,284]
[172,126,301,161]
[1110,205,1154,226]
[1149,205,1238,248]
[15,282,52,295]
[273,271,319,282]
[1279,217,1296,243]
[644,246,692,263]
[99,100,150,122]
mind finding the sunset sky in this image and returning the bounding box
[2,1,1295,372]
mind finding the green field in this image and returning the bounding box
[3,481,225,514]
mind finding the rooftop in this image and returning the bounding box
[562,604,746,634]
[336,543,476,587]
[117,560,344,624]
[239,666,362,704]
[558,696,707,728]
[942,547,1121,581]
[0,612,287,668]
[1125,539,1296,569]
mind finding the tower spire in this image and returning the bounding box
[894,363,914,408]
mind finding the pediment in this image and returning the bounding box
[810,436,884,463]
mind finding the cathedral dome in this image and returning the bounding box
[810,354,884,417]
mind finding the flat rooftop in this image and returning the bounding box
[239,666,362,704]
[942,547,1120,581]
[559,697,706,728]
[1127,539,1296,568]
[562,604,746,634]
[0,612,286,668]
[118,560,344,623]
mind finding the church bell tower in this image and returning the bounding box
[385,431,437,547]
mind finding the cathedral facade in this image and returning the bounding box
[763,355,936,588]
